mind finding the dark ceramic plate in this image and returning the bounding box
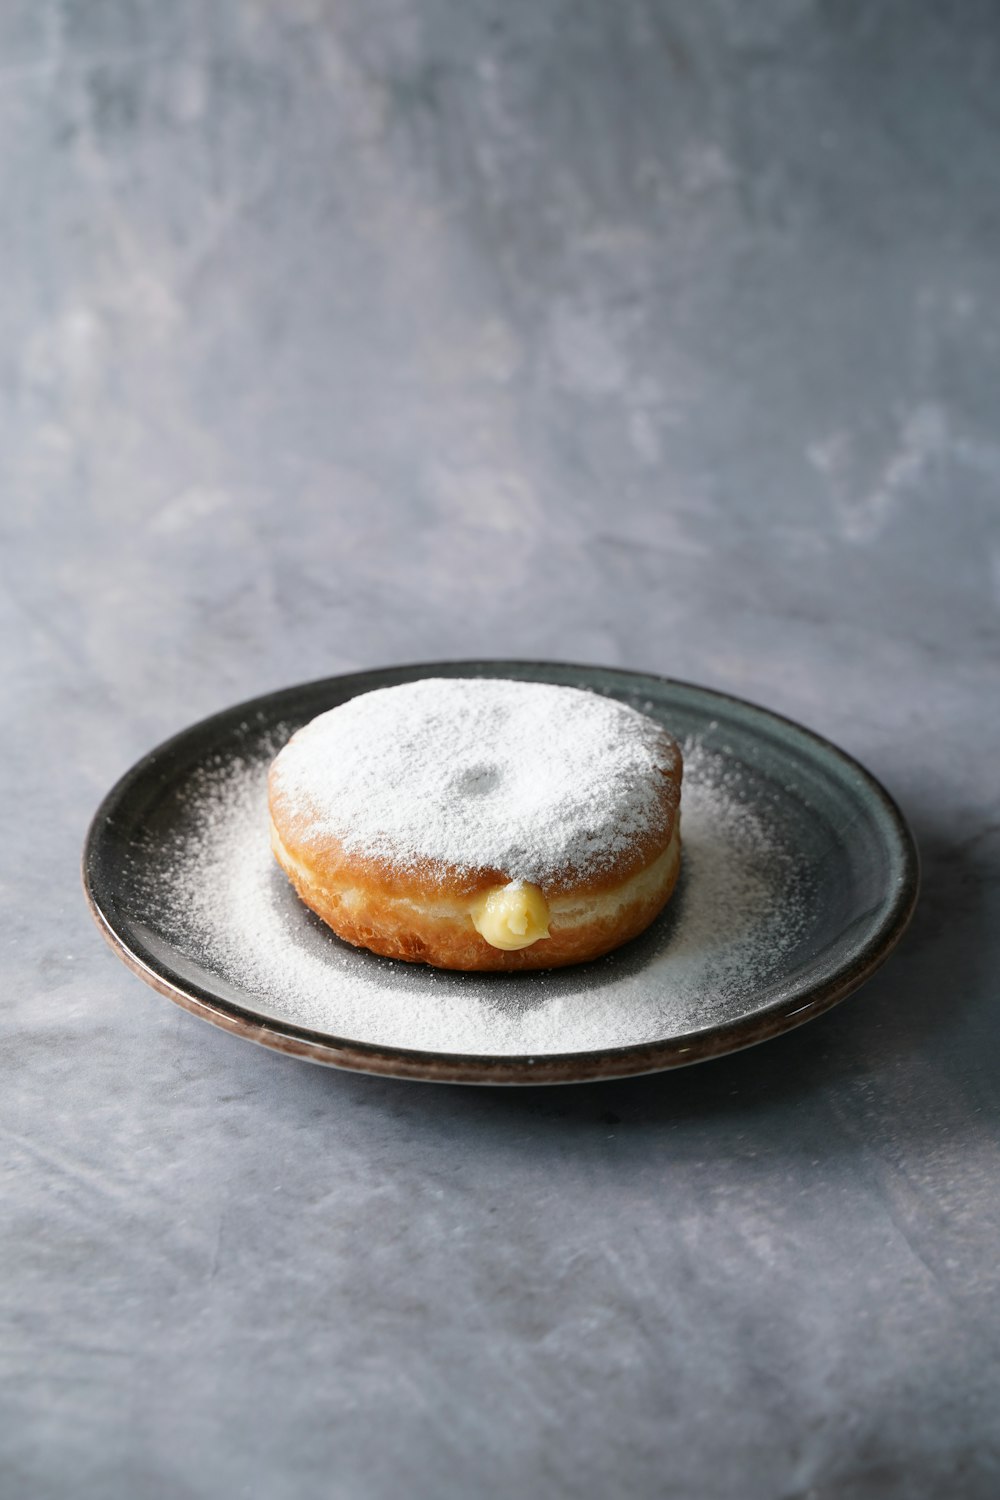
[83,661,918,1084]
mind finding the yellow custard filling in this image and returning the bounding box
[471,881,551,951]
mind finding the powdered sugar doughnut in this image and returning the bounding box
[268,677,682,971]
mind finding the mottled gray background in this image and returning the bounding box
[3,1,1000,1496]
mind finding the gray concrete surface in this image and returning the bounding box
[3,2,1000,1495]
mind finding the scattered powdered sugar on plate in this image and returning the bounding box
[140,729,813,1058]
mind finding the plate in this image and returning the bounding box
[82,661,919,1084]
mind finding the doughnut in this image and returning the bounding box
[267,677,682,971]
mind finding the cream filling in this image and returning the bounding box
[270,820,680,947]
[471,881,550,950]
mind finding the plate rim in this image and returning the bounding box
[82,659,921,1085]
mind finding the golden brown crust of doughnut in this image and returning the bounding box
[268,814,682,972]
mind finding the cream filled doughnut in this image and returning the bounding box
[267,677,682,971]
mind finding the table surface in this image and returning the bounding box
[4,3,1000,1496]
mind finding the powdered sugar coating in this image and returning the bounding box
[270,678,681,884]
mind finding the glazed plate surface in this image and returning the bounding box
[83,661,918,1084]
